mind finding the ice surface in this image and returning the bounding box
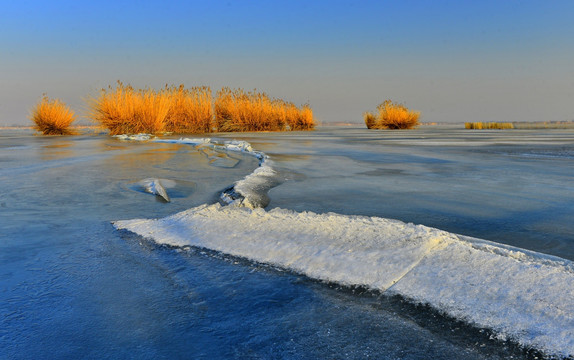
[114,204,574,357]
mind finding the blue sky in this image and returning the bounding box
[1,0,573,125]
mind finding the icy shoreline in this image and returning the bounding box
[153,137,277,208]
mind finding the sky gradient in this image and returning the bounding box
[2,0,573,126]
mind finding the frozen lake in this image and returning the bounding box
[1,126,573,359]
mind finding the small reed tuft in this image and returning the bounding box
[29,95,77,135]
[365,100,420,130]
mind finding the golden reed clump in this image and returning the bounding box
[29,95,77,135]
[88,82,315,134]
[364,100,420,130]
[465,122,514,129]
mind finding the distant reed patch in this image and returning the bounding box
[465,122,514,130]
[364,100,420,130]
[512,121,574,129]
[88,82,315,135]
[29,95,77,135]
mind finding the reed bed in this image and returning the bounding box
[29,95,77,135]
[364,100,420,130]
[465,122,514,130]
[88,83,314,134]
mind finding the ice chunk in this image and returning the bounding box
[138,178,175,202]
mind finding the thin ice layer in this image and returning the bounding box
[114,204,574,358]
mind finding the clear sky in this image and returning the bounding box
[1,0,573,126]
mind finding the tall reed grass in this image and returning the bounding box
[364,100,420,130]
[465,122,514,129]
[29,95,77,135]
[88,83,315,134]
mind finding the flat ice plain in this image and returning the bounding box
[2,125,573,359]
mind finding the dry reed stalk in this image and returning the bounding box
[30,95,77,135]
